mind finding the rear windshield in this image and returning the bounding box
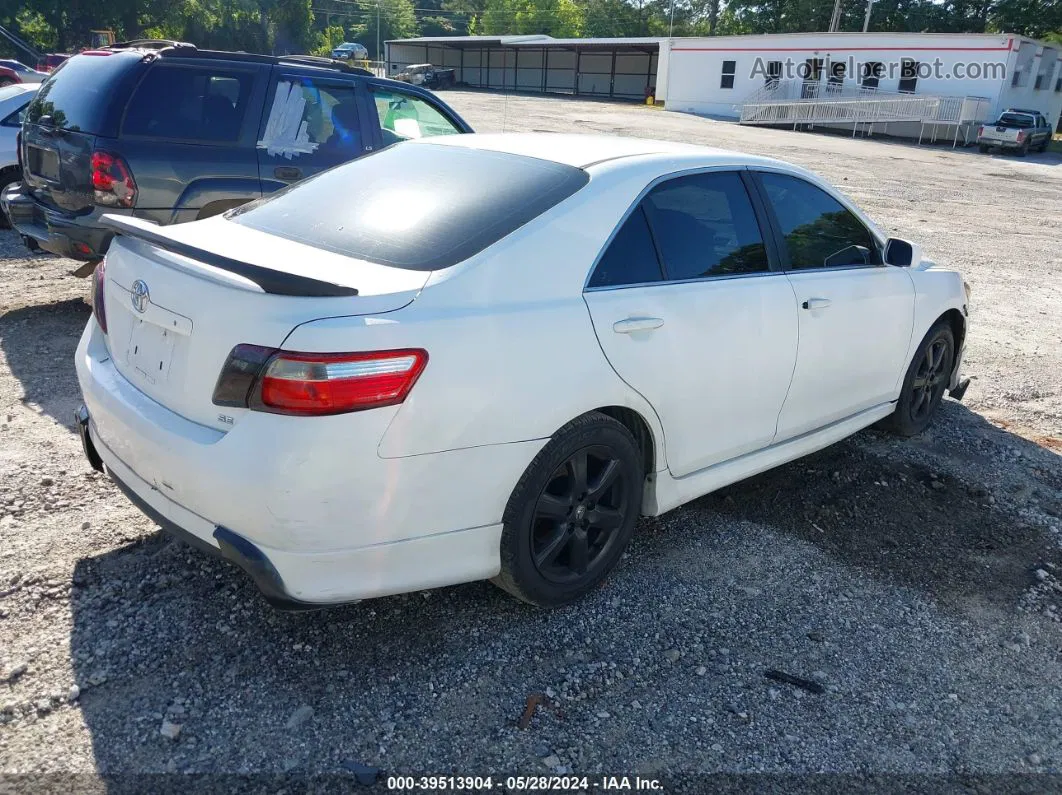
[997,113,1035,128]
[26,52,141,134]
[227,143,590,271]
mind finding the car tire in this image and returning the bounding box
[978,144,990,153]
[880,321,955,437]
[1016,142,1029,157]
[492,412,643,608]
[0,168,21,230]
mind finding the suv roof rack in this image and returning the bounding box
[134,45,375,76]
[109,39,197,51]
[278,54,373,75]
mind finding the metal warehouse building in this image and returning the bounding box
[386,32,1062,139]
[385,35,665,101]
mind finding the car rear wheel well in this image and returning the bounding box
[592,406,655,475]
[196,199,249,220]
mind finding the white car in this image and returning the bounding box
[0,84,38,226]
[75,134,970,609]
[0,60,49,84]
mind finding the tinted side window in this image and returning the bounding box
[370,87,461,146]
[123,66,255,142]
[643,171,769,280]
[759,172,880,270]
[259,78,363,164]
[27,51,142,134]
[1,100,29,128]
[587,206,663,288]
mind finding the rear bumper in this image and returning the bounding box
[84,415,504,608]
[74,320,538,606]
[977,137,1021,149]
[2,186,119,260]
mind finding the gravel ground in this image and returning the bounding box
[1,92,1061,788]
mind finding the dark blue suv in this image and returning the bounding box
[3,41,472,265]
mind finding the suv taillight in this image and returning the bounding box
[92,258,108,334]
[977,125,984,137]
[212,346,428,416]
[91,151,137,208]
[1016,130,1026,142]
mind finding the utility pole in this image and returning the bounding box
[828,0,843,32]
[862,0,875,32]
[669,0,675,38]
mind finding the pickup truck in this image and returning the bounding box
[977,109,1053,155]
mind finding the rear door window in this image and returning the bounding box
[369,86,462,146]
[123,65,257,143]
[587,206,664,288]
[643,171,770,279]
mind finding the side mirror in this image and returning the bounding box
[884,237,922,268]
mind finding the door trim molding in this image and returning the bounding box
[645,400,894,516]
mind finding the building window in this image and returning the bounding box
[861,61,883,89]
[1011,69,1023,87]
[766,60,782,87]
[898,59,919,93]
[827,61,846,92]
[801,58,823,82]
[721,60,736,90]
[1034,74,1044,90]
[1056,76,1062,92]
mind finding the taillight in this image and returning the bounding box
[977,126,984,137]
[212,347,428,416]
[92,258,108,334]
[1016,130,1026,142]
[91,151,137,208]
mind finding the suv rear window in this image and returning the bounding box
[227,143,589,271]
[997,113,1035,128]
[26,51,141,134]
[123,65,256,142]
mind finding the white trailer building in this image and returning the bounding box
[385,32,1062,138]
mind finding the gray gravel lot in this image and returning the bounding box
[1,91,1061,787]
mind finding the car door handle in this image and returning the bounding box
[613,317,664,334]
[801,298,832,310]
[274,166,303,181]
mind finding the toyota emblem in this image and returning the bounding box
[130,280,149,313]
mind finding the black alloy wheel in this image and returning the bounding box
[880,320,955,437]
[909,338,950,423]
[493,412,643,607]
[531,445,630,584]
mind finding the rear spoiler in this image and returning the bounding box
[100,216,358,297]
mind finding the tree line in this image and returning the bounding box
[1,0,1058,62]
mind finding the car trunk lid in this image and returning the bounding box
[99,216,428,430]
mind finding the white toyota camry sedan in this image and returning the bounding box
[75,133,971,609]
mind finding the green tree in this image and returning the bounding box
[357,0,418,59]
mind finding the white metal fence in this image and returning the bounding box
[738,79,992,146]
